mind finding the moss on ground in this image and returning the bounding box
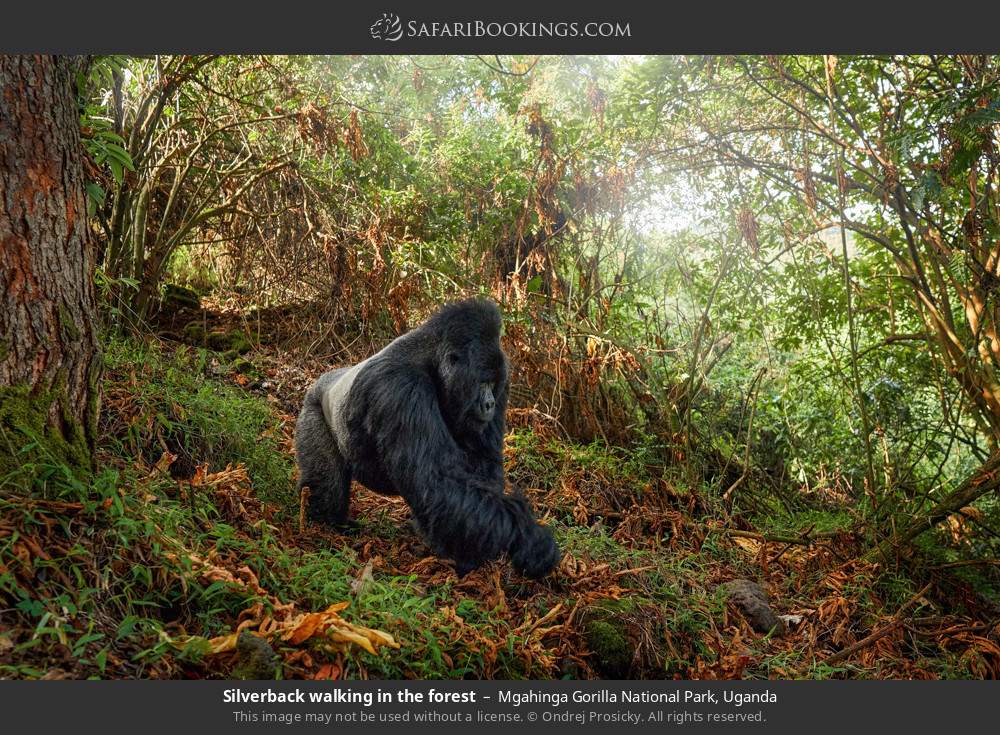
[583,608,633,677]
[182,322,252,355]
[161,284,201,313]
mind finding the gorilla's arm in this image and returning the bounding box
[362,364,558,577]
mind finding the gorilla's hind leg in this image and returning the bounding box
[294,399,352,527]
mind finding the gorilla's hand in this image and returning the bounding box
[511,522,560,579]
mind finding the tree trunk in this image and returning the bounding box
[0,55,101,476]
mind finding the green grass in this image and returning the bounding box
[102,338,293,507]
[755,508,855,536]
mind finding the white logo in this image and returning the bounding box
[370,13,403,41]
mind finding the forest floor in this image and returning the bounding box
[2,301,999,680]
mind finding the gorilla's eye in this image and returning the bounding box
[446,352,461,364]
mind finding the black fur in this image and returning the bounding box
[294,299,561,579]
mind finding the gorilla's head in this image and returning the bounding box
[429,299,509,436]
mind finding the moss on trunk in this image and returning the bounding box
[0,383,93,484]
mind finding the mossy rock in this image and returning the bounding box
[183,321,207,345]
[231,357,254,374]
[231,631,279,680]
[161,284,201,313]
[582,597,644,678]
[182,322,251,355]
[207,331,251,354]
[230,357,261,378]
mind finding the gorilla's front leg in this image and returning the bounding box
[303,458,353,528]
[407,477,560,579]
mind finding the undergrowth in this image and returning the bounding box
[101,339,292,502]
[0,336,996,680]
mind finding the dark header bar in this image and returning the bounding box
[5,1,1000,54]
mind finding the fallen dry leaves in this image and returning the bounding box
[205,601,398,657]
[165,548,397,664]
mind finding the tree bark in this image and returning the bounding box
[0,55,101,473]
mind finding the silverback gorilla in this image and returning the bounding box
[294,299,561,578]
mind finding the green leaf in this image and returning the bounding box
[104,143,135,170]
[87,181,104,206]
[109,158,124,184]
[115,615,141,640]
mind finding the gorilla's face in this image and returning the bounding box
[438,336,507,435]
